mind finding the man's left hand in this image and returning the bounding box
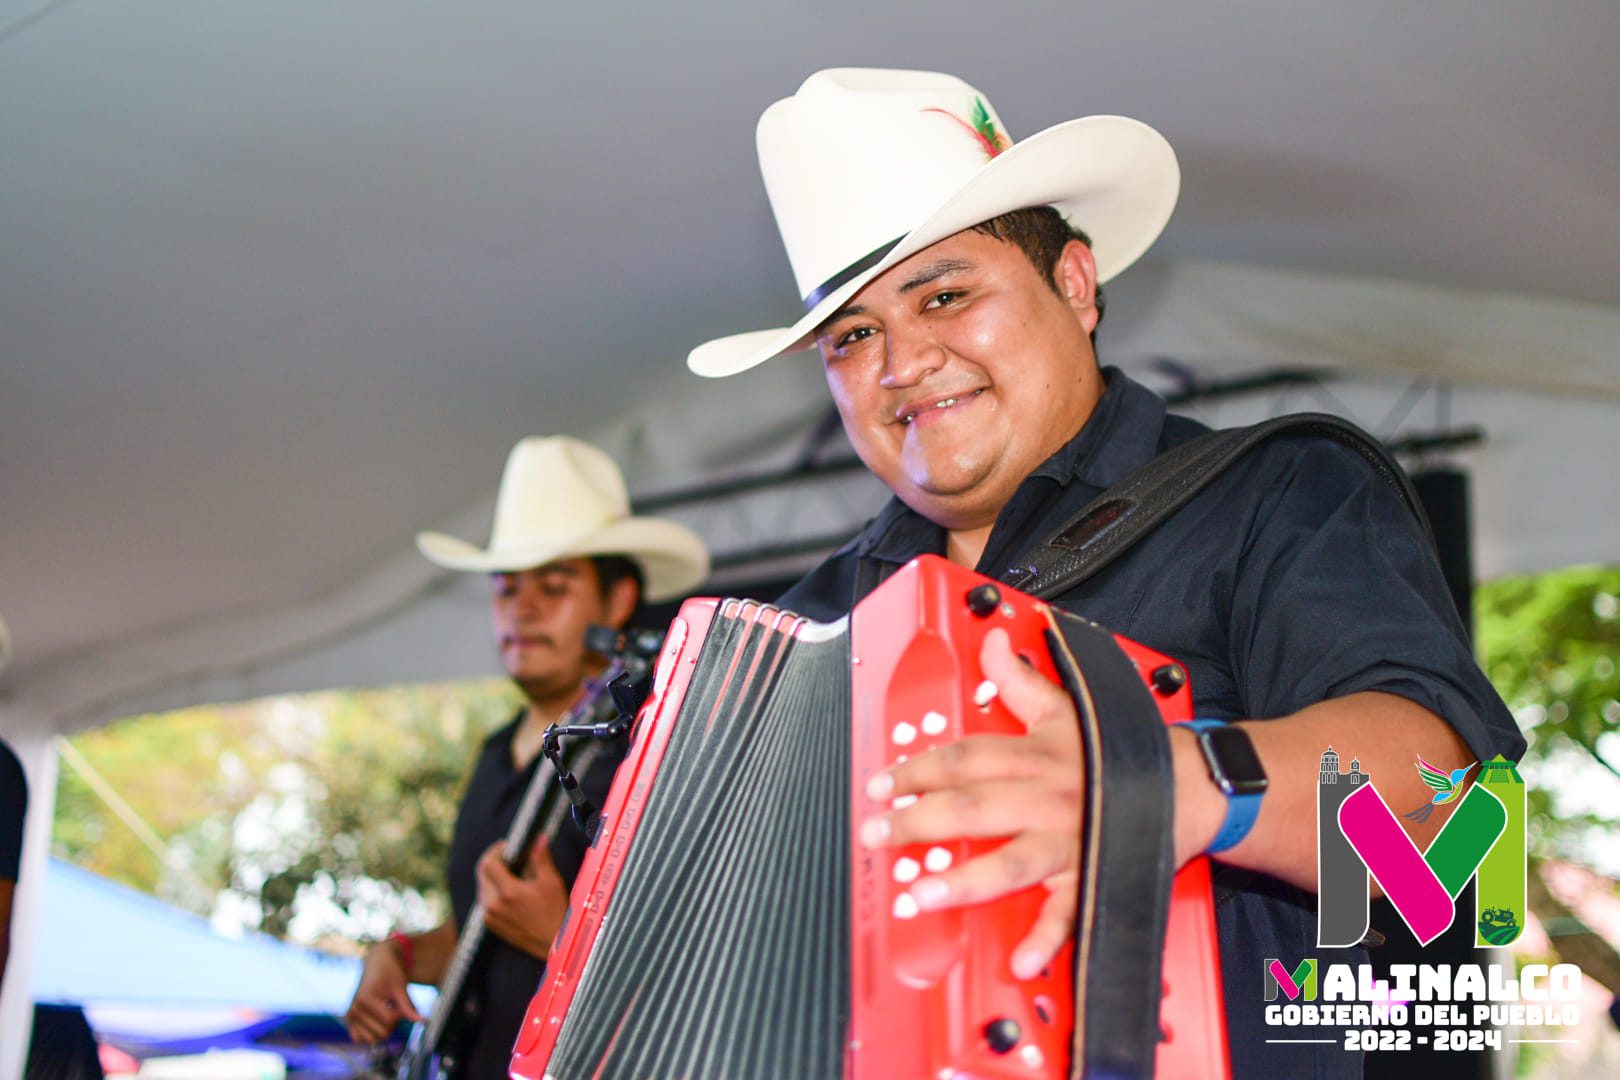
[859,626,1083,980]
[476,839,569,963]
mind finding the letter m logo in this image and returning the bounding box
[1264,958,1317,1001]
[1318,755,1527,949]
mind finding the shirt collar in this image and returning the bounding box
[1031,366,1168,491]
[852,490,945,562]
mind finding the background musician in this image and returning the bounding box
[343,435,708,1076]
[1,735,25,993]
[688,68,1524,1077]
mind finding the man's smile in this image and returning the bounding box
[895,387,987,428]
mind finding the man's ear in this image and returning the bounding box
[604,574,640,631]
[1055,239,1101,335]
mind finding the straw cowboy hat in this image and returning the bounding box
[688,67,1179,378]
[416,436,710,601]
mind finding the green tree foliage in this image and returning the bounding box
[235,681,520,942]
[53,702,283,910]
[53,679,520,944]
[1478,566,1620,1075]
[1476,564,1620,868]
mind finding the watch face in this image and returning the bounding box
[1205,726,1269,796]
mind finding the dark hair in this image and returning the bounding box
[590,554,644,625]
[970,206,1106,344]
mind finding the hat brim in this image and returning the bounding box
[417,516,710,602]
[688,114,1179,378]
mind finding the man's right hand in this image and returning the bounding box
[344,936,425,1044]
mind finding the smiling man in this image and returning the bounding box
[689,69,1523,1077]
[814,224,1103,567]
[343,435,707,1077]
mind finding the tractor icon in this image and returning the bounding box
[1478,907,1520,945]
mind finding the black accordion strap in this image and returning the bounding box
[1045,608,1175,1080]
[1004,412,1430,600]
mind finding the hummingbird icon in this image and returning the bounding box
[1401,757,1476,823]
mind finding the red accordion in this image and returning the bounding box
[510,555,1229,1079]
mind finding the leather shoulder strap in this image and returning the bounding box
[1003,412,1429,600]
[1045,608,1175,1078]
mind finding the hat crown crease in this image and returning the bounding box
[760,69,1016,298]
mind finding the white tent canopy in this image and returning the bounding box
[9,256,1620,733]
[4,2,1618,1072]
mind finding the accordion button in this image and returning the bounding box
[892,721,918,746]
[985,1017,1021,1054]
[893,857,921,883]
[974,680,999,707]
[893,893,920,920]
[921,710,948,736]
[1150,663,1187,696]
[966,584,1001,617]
[924,846,953,873]
[1020,1045,1045,1069]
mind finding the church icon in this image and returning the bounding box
[1317,746,1371,947]
[1319,747,1366,787]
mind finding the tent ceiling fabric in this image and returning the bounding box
[2,2,1618,727]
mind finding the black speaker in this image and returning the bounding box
[1411,468,1474,641]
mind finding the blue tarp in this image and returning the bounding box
[33,858,361,1013]
[32,860,442,1075]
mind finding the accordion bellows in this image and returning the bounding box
[549,604,850,1075]
[511,555,1229,1079]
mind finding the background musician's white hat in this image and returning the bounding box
[416,435,710,601]
[687,67,1180,378]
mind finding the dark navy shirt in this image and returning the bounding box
[779,368,1524,1079]
[1,739,25,881]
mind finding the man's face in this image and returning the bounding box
[815,228,1105,533]
[489,557,609,704]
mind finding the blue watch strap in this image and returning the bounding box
[1176,719,1264,854]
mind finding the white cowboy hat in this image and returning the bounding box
[416,436,710,601]
[688,67,1180,378]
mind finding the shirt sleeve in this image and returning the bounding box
[1222,438,1524,764]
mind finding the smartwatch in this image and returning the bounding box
[1175,720,1268,853]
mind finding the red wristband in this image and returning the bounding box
[387,930,414,976]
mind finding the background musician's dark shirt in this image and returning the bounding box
[778,367,1524,1079]
[1,739,25,882]
[446,714,617,1078]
